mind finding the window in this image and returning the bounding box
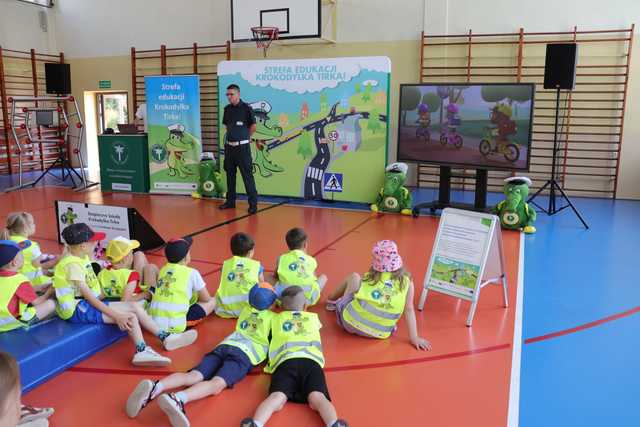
[97,93,129,134]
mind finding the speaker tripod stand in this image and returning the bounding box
[527,87,589,229]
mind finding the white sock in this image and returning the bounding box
[151,381,164,399]
[327,420,337,427]
[175,391,189,404]
[254,421,264,427]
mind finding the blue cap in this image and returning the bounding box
[0,240,31,267]
[248,283,277,310]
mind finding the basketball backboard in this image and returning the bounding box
[231,0,322,42]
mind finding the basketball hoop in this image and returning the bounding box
[251,26,279,57]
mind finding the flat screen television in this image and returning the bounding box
[397,83,534,171]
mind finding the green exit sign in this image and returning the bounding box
[99,80,111,89]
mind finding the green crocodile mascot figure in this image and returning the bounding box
[493,176,537,233]
[191,153,226,199]
[371,162,412,215]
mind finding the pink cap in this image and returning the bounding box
[371,240,403,273]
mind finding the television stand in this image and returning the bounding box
[412,166,489,216]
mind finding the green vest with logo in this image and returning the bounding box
[221,306,274,365]
[98,268,135,299]
[265,310,324,373]
[215,256,261,318]
[0,273,38,332]
[276,250,320,305]
[342,273,409,339]
[9,235,50,286]
[148,263,195,333]
[53,254,102,320]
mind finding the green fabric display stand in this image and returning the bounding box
[98,133,150,193]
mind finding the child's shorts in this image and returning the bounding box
[191,344,253,387]
[68,300,107,324]
[334,293,375,338]
[269,358,331,404]
[185,303,207,327]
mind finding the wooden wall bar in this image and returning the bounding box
[0,46,65,175]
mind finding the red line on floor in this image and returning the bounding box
[524,305,640,344]
[66,343,511,378]
[324,343,511,372]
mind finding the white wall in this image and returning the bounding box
[425,0,640,34]
[51,0,640,57]
[0,0,57,52]
[53,0,230,57]
[52,0,428,57]
[337,0,424,42]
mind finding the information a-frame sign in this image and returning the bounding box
[418,208,508,326]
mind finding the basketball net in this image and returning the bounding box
[251,26,279,57]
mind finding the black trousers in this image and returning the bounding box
[223,143,257,208]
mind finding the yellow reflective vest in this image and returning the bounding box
[148,263,195,333]
[220,306,274,365]
[341,273,409,339]
[9,235,50,286]
[215,256,261,318]
[98,267,136,299]
[276,250,320,305]
[265,310,324,373]
[53,254,102,320]
[0,273,37,332]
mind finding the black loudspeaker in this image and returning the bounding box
[44,63,72,94]
[543,43,578,89]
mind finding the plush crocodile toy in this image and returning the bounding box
[493,176,536,233]
[371,162,412,215]
[191,153,225,199]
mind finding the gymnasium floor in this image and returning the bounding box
[3,184,639,426]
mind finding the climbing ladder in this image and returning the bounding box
[6,95,98,192]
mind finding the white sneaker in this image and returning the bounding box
[126,379,156,418]
[163,330,198,351]
[132,347,171,367]
[158,394,190,427]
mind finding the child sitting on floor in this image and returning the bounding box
[149,237,216,332]
[273,227,327,306]
[126,283,277,427]
[0,351,54,427]
[326,240,432,351]
[1,212,58,291]
[54,223,197,367]
[215,232,265,318]
[97,237,153,302]
[241,286,348,427]
[0,240,56,333]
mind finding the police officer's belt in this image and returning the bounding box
[226,140,249,147]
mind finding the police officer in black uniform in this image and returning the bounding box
[220,84,259,214]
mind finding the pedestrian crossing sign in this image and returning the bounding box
[323,173,343,193]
